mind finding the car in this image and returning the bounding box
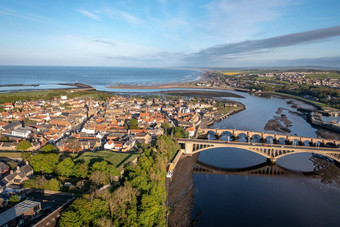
[263,144,268,146]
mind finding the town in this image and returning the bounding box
[0,92,242,226]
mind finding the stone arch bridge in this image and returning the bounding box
[197,128,340,146]
[178,139,340,163]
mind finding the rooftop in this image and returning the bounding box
[0,200,41,226]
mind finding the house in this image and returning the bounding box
[185,127,195,138]
[2,121,22,131]
[113,141,124,151]
[0,200,41,227]
[0,162,9,175]
[122,139,135,152]
[134,132,151,144]
[0,142,18,151]
[2,162,34,186]
[11,128,31,138]
[104,140,115,150]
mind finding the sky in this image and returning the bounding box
[0,0,340,68]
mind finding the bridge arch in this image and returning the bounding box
[250,134,262,141]
[220,131,234,140]
[207,130,218,140]
[302,139,312,146]
[264,136,275,143]
[183,141,340,164]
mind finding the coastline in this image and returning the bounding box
[106,71,209,89]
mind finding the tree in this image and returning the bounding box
[74,162,89,178]
[129,118,138,129]
[7,160,17,169]
[0,135,8,142]
[44,178,61,191]
[23,176,61,191]
[29,153,59,174]
[56,157,75,177]
[16,140,31,151]
[21,151,32,161]
[171,127,188,138]
[40,144,57,152]
[59,198,109,227]
[8,195,20,204]
[90,170,108,186]
[67,139,82,153]
[91,161,108,173]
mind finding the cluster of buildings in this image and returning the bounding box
[0,94,230,154]
[257,72,340,88]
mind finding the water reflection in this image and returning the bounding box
[194,160,316,177]
[193,148,340,227]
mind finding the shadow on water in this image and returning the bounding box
[192,147,340,227]
[193,160,317,177]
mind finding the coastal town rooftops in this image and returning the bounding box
[0,200,41,226]
[2,121,22,130]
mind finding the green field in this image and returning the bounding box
[75,150,138,169]
[304,73,340,79]
[0,152,22,159]
[0,89,113,104]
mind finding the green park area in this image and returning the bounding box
[0,152,22,159]
[0,89,112,104]
[304,72,340,79]
[75,150,138,169]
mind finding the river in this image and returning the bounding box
[169,90,340,227]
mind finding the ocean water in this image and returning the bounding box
[0,66,201,92]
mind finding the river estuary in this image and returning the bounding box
[169,91,340,227]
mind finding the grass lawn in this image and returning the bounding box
[0,89,113,104]
[0,152,22,158]
[217,106,240,114]
[75,150,138,169]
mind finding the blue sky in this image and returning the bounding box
[0,0,340,67]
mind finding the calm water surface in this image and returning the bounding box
[192,91,340,226]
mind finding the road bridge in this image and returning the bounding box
[197,128,340,146]
[178,138,340,163]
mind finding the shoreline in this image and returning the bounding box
[0,84,39,87]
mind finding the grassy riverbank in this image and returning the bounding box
[271,92,330,110]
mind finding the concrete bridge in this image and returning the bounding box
[194,161,316,177]
[178,138,340,163]
[197,128,340,146]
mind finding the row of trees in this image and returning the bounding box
[59,135,180,226]
[25,153,120,191]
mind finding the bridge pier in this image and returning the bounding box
[267,158,277,164]
[184,142,193,155]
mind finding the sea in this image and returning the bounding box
[0,66,202,92]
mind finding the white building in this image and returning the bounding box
[104,140,115,150]
[12,128,31,138]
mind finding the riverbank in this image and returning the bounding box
[158,90,244,98]
[168,154,198,227]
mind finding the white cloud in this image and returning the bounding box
[0,8,49,23]
[100,5,144,26]
[78,9,101,21]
